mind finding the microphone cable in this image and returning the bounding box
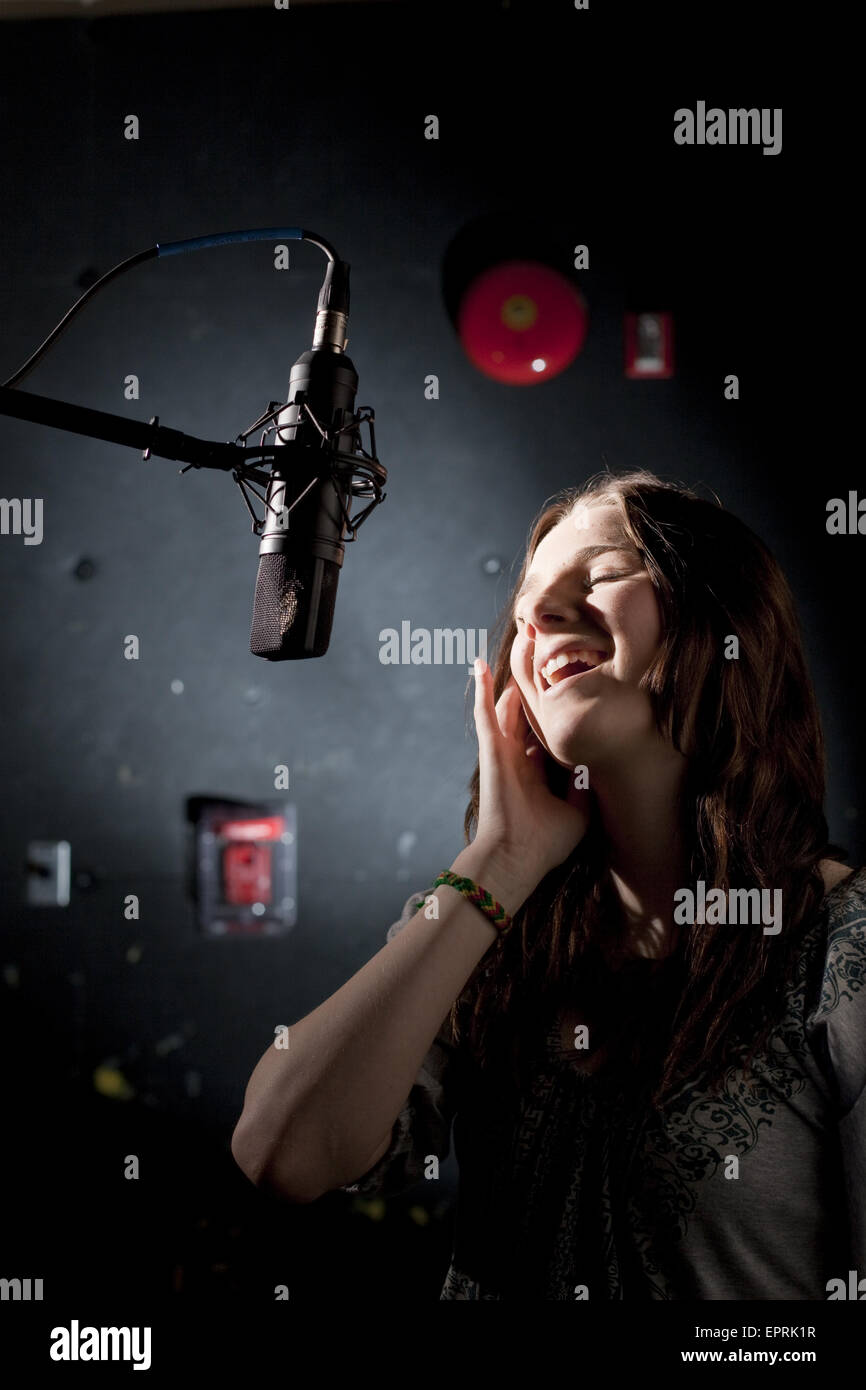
[1,227,338,389]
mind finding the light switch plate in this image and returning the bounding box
[26,840,71,907]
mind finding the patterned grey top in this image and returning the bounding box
[340,866,866,1300]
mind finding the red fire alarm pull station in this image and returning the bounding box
[624,311,675,378]
[186,797,297,936]
[220,820,281,905]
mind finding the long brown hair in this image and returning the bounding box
[450,469,846,1106]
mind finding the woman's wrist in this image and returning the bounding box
[448,840,538,921]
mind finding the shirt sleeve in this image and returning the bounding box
[805,869,866,1269]
[338,886,461,1199]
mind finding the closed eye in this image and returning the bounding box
[583,570,627,590]
[513,564,637,623]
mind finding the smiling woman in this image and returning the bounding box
[458,471,856,1094]
[233,468,864,1303]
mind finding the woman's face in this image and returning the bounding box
[509,500,664,770]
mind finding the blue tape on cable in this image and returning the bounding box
[156,228,305,257]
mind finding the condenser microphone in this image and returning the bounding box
[249,259,361,660]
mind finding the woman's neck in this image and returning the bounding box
[592,743,690,960]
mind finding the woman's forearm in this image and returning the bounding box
[230,842,537,1202]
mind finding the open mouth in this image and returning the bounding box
[539,649,608,692]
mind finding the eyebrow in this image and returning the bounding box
[513,543,640,607]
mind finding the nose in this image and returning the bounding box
[522,592,580,643]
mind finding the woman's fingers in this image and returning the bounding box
[475,664,542,770]
[494,673,525,739]
[514,680,550,754]
[476,662,515,738]
[477,664,548,755]
[473,658,498,751]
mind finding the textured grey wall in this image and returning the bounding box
[0,1,859,1215]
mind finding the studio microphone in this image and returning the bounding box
[250,258,361,660]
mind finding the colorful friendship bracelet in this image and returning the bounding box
[413,870,513,933]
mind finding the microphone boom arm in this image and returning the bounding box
[0,382,386,539]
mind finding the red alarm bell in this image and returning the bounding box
[457,260,589,385]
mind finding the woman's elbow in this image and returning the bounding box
[230,1115,323,1204]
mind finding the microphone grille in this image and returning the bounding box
[250,552,339,660]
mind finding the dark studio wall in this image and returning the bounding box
[0,0,860,1325]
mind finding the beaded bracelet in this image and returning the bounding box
[412,869,513,933]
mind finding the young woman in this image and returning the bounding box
[232,469,865,1300]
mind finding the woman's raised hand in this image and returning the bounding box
[471,661,592,886]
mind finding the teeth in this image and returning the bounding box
[540,649,607,684]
